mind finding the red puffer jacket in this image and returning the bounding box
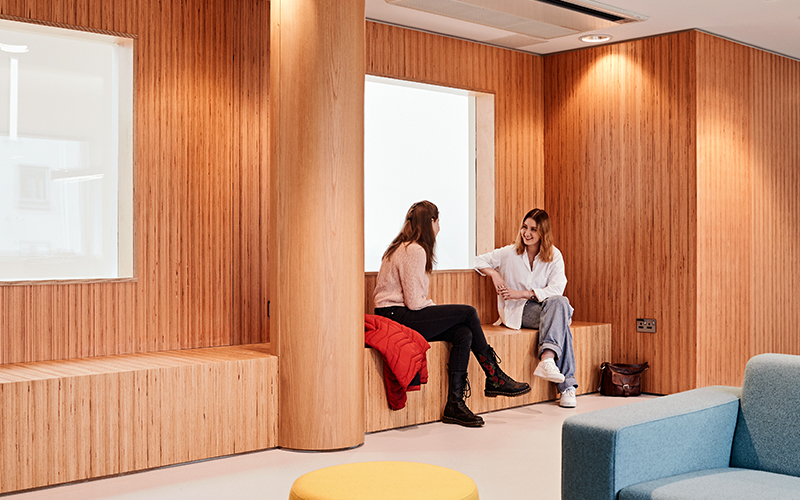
[364,314,430,410]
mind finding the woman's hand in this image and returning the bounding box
[479,268,508,295]
[482,268,533,301]
[498,287,529,301]
[492,275,508,294]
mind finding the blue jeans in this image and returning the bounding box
[521,295,577,393]
[374,304,490,373]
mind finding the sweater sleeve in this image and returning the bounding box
[399,244,434,310]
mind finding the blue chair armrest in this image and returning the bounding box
[561,386,742,500]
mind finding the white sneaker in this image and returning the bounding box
[559,387,577,408]
[533,358,565,383]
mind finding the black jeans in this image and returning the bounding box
[374,304,490,373]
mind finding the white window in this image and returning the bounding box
[0,19,134,283]
[364,76,494,272]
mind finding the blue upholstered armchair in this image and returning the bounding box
[561,353,800,500]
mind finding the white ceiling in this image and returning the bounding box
[365,0,800,60]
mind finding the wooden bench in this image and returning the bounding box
[0,344,277,494]
[0,319,610,492]
[364,322,610,432]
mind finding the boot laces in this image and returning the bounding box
[463,374,472,399]
[489,346,502,365]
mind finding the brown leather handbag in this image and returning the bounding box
[599,362,649,396]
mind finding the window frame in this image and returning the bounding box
[0,16,136,286]
[363,74,495,272]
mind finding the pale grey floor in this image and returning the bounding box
[7,394,655,500]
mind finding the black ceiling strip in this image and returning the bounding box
[535,0,626,22]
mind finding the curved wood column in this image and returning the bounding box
[270,0,365,450]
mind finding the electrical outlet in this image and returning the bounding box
[636,318,656,333]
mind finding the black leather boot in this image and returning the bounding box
[442,371,484,427]
[478,347,532,397]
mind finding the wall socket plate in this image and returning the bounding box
[636,318,656,333]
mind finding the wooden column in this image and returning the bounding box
[270,0,365,450]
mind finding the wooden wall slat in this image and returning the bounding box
[0,0,270,364]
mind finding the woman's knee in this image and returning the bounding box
[451,325,473,346]
[456,304,479,322]
[444,304,481,329]
[544,295,570,310]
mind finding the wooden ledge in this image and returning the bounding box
[481,320,608,332]
[0,344,273,383]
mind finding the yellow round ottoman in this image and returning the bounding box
[288,461,479,500]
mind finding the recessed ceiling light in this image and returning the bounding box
[0,43,29,53]
[580,34,612,43]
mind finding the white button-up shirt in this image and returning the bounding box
[474,244,568,329]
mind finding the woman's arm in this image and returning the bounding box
[474,247,505,275]
[498,286,537,302]
[479,267,534,301]
[475,246,514,292]
[476,248,514,297]
[476,246,533,301]
[398,244,434,310]
[477,266,507,292]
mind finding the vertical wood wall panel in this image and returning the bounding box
[544,33,698,394]
[364,22,543,316]
[694,34,800,387]
[231,0,270,346]
[695,34,753,387]
[744,43,800,364]
[546,31,800,393]
[365,271,498,323]
[0,0,270,365]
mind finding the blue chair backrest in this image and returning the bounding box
[730,353,800,477]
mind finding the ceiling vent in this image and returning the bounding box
[384,0,646,41]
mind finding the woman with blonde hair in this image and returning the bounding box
[475,208,578,408]
[374,200,530,427]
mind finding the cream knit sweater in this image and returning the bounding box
[373,242,435,310]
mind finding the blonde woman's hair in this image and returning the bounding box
[514,208,554,262]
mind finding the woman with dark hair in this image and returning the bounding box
[373,200,530,427]
[475,208,578,408]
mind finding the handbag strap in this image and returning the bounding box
[600,361,649,373]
